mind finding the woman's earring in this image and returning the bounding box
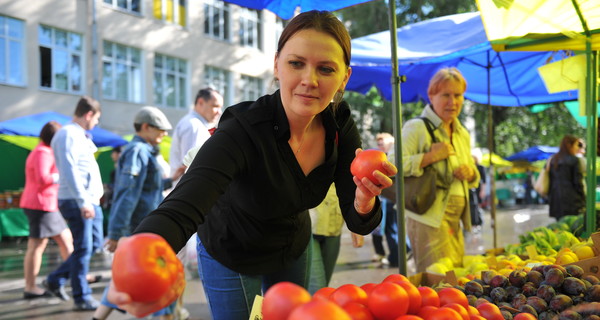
[333,90,345,105]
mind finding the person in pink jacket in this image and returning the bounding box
[20,121,74,299]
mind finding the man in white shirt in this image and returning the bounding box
[169,87,223,182]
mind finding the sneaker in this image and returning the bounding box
[371,254,385,262]
[42,280,70,301]
[73,298,100,311]
[381,257,390,266]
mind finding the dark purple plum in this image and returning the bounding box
[563,277,587,295]
[522,282,538,297]
[511,293,527,309]
[537,283,556,302]
[582,275,600,286]
[565,265,585,278]
[585,284,600,302]
[549,294,574,312]
[465,280,484,297]
[527,270,544,287]
[526,295,548,314]
[538,310,558,320]
[558,310,582,320]
[509,270,527,287]
[545,267,566,288]
[490,275,509,288]
[501,310,513,320]
[506,286,520,301]
[519,304,538,318]
[490,287,508,303]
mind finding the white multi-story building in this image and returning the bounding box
[0,0,282,135]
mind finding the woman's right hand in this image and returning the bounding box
[429,142,454,162]
[106,280,163,318]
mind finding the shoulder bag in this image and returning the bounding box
[404,117,441,214]
[534,157,550,198]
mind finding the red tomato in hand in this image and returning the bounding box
[288,299,352,320]
[350,149,387,184]
[330,284,368,307]
[112,233,185,306]
[262,282,311,320]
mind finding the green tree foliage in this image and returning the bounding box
[469,102,586,157]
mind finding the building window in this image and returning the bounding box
[38,25,83,93]
[102,40,143,103]
[154,53,187,108]
[103,0,141,14]
[204,66,230,107]
[274,17,284,48]
[240,75,263,101]
[204,0,230,41]
[153,0,186,27]
[0,15,25,86]
[239,8,261,50]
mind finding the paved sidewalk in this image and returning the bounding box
[0,204,553,320]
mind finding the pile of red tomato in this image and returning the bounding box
[261,274,535,320]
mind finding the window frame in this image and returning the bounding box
[103,0,142,15]
[203,0,231,42]
[240,74,263,102]
[101,40,144,103]
[204,65,231,107]
[153,0,187,27]
[238,8,262,50]
[0,15,26,86]
[153,53,188,109]
[38,24,84,93]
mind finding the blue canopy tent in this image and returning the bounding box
[0,112,127,192]
[347,12,577,106]
[0,111,127,148]
[506,146,559,162]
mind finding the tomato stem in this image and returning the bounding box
[157,256,166,268]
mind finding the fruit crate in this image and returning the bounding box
[564,232,600,277]
[409,270,458,287]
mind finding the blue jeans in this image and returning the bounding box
[308,234,341,294]
[196,236,311,320]
[47,199,103,303]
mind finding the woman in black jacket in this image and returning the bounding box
[548,135,586,220]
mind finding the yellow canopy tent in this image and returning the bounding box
[476,0,599,236]
[480,153,513,168]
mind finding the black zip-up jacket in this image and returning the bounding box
[134,90,381,275]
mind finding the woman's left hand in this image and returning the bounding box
[453,164,474,182]
[352,148,398,213]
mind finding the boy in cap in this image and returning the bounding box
[92,106,185,320]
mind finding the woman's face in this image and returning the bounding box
[274,29,351,118]
[570,139,586,155]
[429,79,465,124]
